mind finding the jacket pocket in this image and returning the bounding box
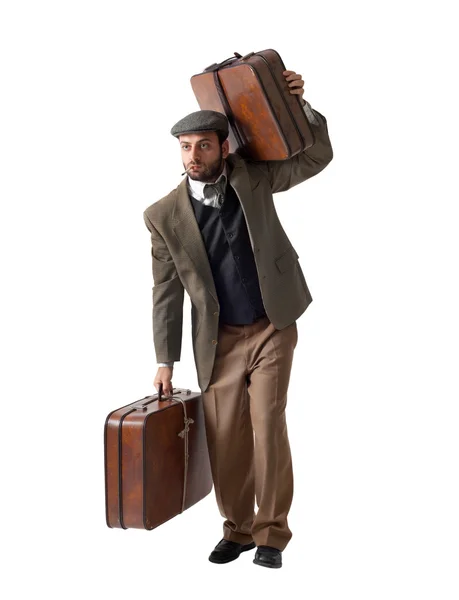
[275,246,299,273]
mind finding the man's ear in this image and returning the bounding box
[222,139,230,158]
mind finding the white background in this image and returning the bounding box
[1,1,458,598]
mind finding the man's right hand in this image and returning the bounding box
[154,367,174,397]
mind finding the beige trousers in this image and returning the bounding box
[201,315,298,552]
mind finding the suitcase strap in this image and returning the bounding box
[174,395,194,513]
[212,70,245,151]
[158,384,195,513]
[203,51,256,153]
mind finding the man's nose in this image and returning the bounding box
[190,147,201,161]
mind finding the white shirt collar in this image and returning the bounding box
[187,162,228,201]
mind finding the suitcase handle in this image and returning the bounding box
[132,385,190,409]
[204,52,245,72]
[133,384,170,407]
[157,382,179,401]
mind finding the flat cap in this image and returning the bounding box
[170,109,229,139]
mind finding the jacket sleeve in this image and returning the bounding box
[252,108,334,193]
[143,211,184,363]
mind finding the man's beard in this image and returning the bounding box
[185,150,224,183]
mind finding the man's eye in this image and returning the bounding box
[201,143,208,149]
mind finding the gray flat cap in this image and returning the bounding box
[170,109,229,139]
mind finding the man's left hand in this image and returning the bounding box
[283,70,307,106]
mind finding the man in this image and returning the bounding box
[143,69,333,568]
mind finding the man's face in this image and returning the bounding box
[179,131,229,183]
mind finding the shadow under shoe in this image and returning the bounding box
[208,538,256,564]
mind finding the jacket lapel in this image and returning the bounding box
[172,178,219,304]
[226,153,260,252]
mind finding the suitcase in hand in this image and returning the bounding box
[104,384,213,530]
[190,48,316,161]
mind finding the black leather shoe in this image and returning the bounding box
[253,545,282,569]
[208,538,256,564]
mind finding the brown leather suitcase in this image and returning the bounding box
[104,384,213,530]
[190,49,316,161]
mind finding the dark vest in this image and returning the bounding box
[188,182,267,325]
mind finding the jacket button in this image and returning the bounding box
[212,339,218,345]
[213,311,219,316]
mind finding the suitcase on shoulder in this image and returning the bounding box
[104,384,213,530]
[190,48,316,161]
